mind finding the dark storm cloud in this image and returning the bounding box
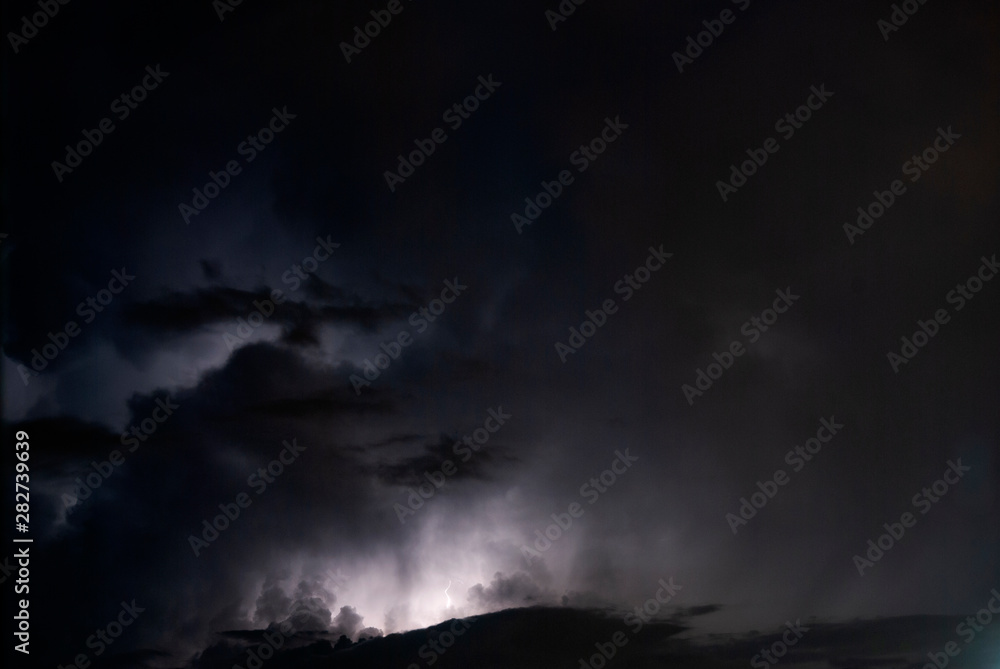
[677,604,724,619]
[251,575,294,627]
[7,334,526,665]
[200,259,222,281]
[3,0,998,667]
[12,414,121,462]
[122,286,282,333]
[329,605,364,639]
[368,433,508,486]
[121,284,412,336]
[250,389,395,419]
[467,571,555,609]
[279,323,321,348]
[357,433,426,451]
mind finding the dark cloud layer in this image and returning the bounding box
[2,0,998,667]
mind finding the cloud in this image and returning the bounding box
[121,284,412,338]
[330,605,363,638]
[368,433,507,487]
[467,571,556,610]
[252,574,294,626]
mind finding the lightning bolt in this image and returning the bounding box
[445,579,452,608]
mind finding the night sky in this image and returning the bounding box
[2,0,999,668]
